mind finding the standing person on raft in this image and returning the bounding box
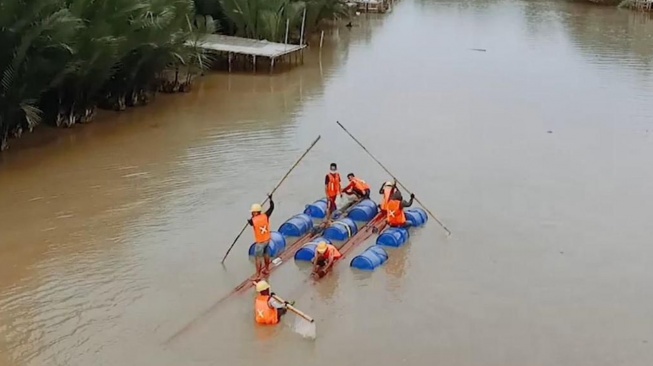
[385,181,415,228]
[248,194,274,279]
[312,241,342,278]
[378,181,401,213]
[342,173,371,199]
[254,280,294,325]
[324,163,342,224]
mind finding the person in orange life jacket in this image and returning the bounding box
[342,173,371,199]
[312,241,342,278]
[385,186,415,228]
[254,280,294,325]
[248,194,275,279]
[324,163,342,224]
[378,180,401,212]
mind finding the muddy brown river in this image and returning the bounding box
[2,0,653,365]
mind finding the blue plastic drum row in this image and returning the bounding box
[294,237,331,261]
[375,208,429,248]
[405,208,428,227]
[350,207,430,270]
[278,213,314,237]
[347,199,378,222]
[350,246,389,271]
[323,218,358,241]
[247,232,287,257]
[303,198,379,222]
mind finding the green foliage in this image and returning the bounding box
[216,0,349,41]
[0,0,209,149]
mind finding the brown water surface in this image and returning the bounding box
[2,1,653,365]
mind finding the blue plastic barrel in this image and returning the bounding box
[247,232,287,257]
[323,218,358,241]
[304,199,328,219]
[350,245,389,270]
[376,227,410,247]
[294,237,332,262]
[347,199,379,222]
[278,213,314,237]
[405,208,428,227]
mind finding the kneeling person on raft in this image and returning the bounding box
[312,241,342,278]
[247,194,275,279]
[386,183,415,228]
[254,280,294,325]
[342,173,371,200]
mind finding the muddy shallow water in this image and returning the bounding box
[1,1,653,365]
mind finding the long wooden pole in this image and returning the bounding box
[220,135,322,264]
[335,121,452,236]
[272,294,314,322]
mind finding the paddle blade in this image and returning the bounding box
[291,316,316,340]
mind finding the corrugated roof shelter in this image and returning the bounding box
[188,34,307,73]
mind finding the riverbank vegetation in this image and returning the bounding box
[0,0,208,150]
[0,0,351,151]
[194,0,351,43]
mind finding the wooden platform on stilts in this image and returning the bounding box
[188,34,307,73]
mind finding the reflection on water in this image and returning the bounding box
[2,0,653,365]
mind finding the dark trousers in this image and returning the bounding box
[352,188,370,199]
[277,307,288,321]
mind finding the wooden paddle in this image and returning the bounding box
[271,294,314,323]
[221,135,322,264]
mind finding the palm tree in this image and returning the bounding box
[0,0,209,149]
[0,0,80,149]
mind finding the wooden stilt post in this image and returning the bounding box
[320,30,325,49]
[253,55,256,72]
[284,19,290,49]
[270,57,275,74]
[299,8,307,46]
[228,52,232,72]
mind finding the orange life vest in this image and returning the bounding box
[380,186,392,211]
[326,173,341,198]
[252,214,271,243]
[351,177,370,192]
[316,244,342,261]
[386,199,406,226]
[255,295,278,325]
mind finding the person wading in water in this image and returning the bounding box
[248,194,274,279]
[254,280,294,325]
